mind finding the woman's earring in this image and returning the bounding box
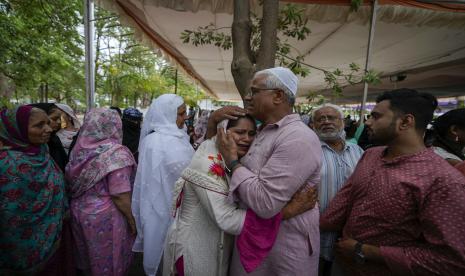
[456,136,459,142]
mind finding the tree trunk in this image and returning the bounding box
[148,92,154,107]
[231,0,254,101]
[114,80,121,106]
[231,0,280,102]
[64,89,70,105]
[45,82,49,102]
[133,91,138,107]
[256,0,278,70]
[110,81,115,106]
[39,83,44,102]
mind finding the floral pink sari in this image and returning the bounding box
[66,108,135,197]
[65,108,136,275]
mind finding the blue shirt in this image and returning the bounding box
[318,140,363,261]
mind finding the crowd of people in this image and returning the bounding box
[1,67,465,276]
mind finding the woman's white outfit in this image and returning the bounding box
[163,139,246,276]
[132,94,194,276]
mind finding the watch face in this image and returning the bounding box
[355,252,366,264]
[225,166,232,176]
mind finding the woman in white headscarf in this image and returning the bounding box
[132,94,194,276]
[56,103,81,154]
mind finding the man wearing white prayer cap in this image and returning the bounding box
[218,67,322,275]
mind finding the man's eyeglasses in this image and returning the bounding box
[314,115,341,123]
[249,87,281,97]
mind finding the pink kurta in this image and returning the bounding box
[321,147,465,275]
[71,166,135,276]
[229,114,322,276]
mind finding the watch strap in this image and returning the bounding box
[354,241,366,264]
[228,159,240,169]
[355,241,363,253]
[225,159,240,176]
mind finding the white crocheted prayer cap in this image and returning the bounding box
[262,67,298,96]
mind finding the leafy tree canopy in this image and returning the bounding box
[0,1,207,109]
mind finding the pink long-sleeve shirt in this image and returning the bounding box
[229,114,322,276]
[321,146,465,275]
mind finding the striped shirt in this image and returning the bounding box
[319,140,363,261]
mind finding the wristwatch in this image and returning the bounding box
[354,241,366,264]
[225,159,240,176]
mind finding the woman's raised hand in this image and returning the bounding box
[206,106,247,139]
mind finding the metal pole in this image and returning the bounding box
[359,0,378,123]
[84,0,95,111]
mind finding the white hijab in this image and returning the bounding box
[132,94,194,276]
[55,103,81,153]
[56,103,81,128]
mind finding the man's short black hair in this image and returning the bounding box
[376,88,438,131]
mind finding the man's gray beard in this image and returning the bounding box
[316,128,346,142]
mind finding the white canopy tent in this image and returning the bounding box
[86,0,465,106]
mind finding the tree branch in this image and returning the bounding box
[202,26,231,31]
[276,52,329,73]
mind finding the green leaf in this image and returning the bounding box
[349,62,360,72]
[333,69,342,76]
[350,0,364,12]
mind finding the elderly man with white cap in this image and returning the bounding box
[218,67,322,275]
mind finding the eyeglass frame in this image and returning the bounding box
[248,87,282,97]
[313,115,342,123]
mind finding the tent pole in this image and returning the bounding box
[359,0,378,123]
[84,0,95,111]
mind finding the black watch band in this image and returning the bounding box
[354,241,366,264]
[225,159,240,176]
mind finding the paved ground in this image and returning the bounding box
[127,253,164,276]
[127,253,146,276]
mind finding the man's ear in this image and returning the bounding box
[399,114,415,131]
[449,125,461,139]
[272,90,286,105]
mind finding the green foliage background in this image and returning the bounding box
[0,0,205,110]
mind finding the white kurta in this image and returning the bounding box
[163,139,246,276]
